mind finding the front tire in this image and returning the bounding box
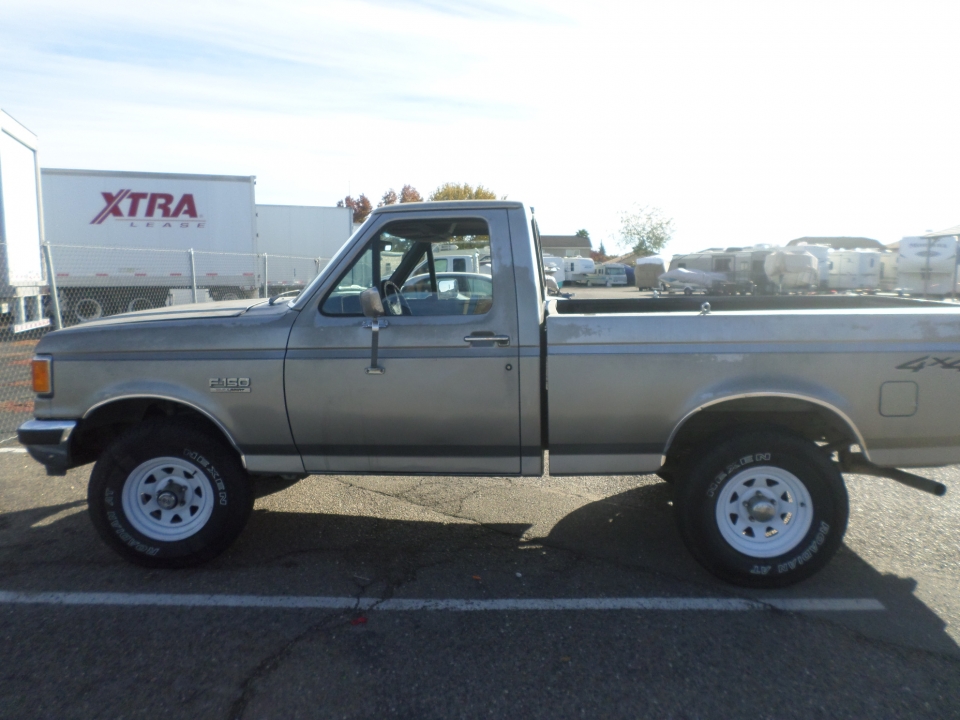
[88,419,253,567]
[674,431,848,588]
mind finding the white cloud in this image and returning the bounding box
[1,0,958,254]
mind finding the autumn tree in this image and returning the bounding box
[429,182,500,201]
[620,205,673,256]
[379,189,398,207]
[399,184,423,203]
[336,194,374,223]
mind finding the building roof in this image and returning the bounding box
[787,236,884,250]
[925,225,960,238]
[540,235,592,249]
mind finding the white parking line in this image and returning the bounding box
[0,448,26,453]
[0,591,885,612]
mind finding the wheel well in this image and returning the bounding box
[72,398,241,468]
[663,396,861,472]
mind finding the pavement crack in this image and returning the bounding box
[225,606,356,720]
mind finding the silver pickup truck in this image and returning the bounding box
[18,200,956,587]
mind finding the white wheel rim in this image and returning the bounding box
[127,298,151,312]
[714,465,813,558]
[75,298,103,321]
[121,457,215,542]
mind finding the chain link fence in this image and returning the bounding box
[0,242,331,435]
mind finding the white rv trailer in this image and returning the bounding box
[0,110,48,332]
[879,252,898,292]
[670,247,774,293]
[791,244,831,289]
[585,262,629,286]
[897,234,959,297]
[827,250,881,291]
[763,248,819,291]
[563,256,596,284]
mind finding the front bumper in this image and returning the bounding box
[17,420,77,476]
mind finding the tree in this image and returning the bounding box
[620,205,673,256]
[336,194,374,223]
[428,182,500,201]
[399,184,423,203]
[576,229,590,239]
[378,189,398,207]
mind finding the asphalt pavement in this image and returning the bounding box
[1,432,958,720]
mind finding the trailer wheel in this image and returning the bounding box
[88,419,253,568]
[674,430,848,588]
[217,289,241,301]
[73,297,103,322]
[127,297,151,312]
[125,289,169,313]
[683,287,693,296]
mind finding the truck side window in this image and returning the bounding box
[321,244,376,315]
[321,217,493,317]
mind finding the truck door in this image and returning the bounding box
[285,209,522,474]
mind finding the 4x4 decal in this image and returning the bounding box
[896,356,960,373]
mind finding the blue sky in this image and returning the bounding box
[1,0,958,255]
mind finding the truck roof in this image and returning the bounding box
[373,200,524,215]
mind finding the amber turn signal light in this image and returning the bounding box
[31,357,52,395]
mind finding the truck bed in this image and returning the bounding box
[552,294,950,314]
[545,293,960,474]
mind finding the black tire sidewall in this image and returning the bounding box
[677,432,848,587]
[88,420,252,567]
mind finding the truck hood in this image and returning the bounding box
[36,297,297,356]
[69,298,270,328]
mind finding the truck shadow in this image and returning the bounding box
[1,481,957,657]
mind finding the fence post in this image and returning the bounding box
[189,248,198,303]
[42,242,62,330]
[263,253,269,298]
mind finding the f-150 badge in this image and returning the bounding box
[210,378,251,393]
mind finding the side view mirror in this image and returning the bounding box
[360,287,385,318]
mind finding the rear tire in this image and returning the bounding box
[674,431,848,588]
[88,419,253,567]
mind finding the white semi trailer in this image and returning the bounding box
[255,204,353,294]
[0,110,49,333]
[41,169,260,320]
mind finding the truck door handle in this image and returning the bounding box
[464,334,510,347]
